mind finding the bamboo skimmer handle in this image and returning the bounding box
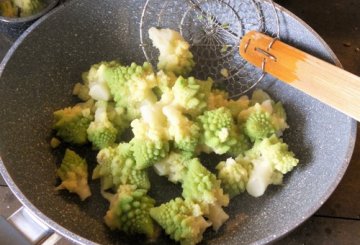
[239,31,360,121]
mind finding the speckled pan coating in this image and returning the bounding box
[0,0,356,245]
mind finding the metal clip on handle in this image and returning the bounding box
[242,36,279,85]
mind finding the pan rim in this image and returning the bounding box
[0,1,356,245]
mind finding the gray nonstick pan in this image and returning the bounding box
[0,0,356,244]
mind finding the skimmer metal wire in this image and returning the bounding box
[140,0,280,97]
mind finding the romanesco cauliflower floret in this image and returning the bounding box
[104,62,158,121]
[92,146,116,190]
[245,135,299,197]
[244,155,283,198]
[133,102,169,141]
[150,197,211,245]
[130,138,170,170]
[149,27,195,76]
[72,71,91,101]
[172,76,213,118]
[112,143,151,190]
[182,158,229,231]
[248,135,299,174]
[154,70,177,95]
[129,102,170,169]
[239,90,288,141]
[104,185,157,239]
[250,89,271,105]
[173,122,200,154]
[162,105,200,153]
[153,151,191,183]
[87,101,118,149]
[53,102,94,145]
[228,127,251,157]
[13,0,44,17]
[104,102,130,138]
[207,90,250,118]
[93,143,150,191]
[207,89,228,110]
[227,96,250,118]
[216,157,251,198]
[244,108,276,141]
[86,60,120,101]
[197,107,239,155]
[55,149,91,201]
[73,82,90,101]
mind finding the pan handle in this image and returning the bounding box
[1,206,64,245]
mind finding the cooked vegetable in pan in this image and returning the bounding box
[51,28,299,245]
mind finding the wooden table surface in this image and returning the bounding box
[0,0,359,244]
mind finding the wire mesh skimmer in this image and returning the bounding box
[140,0,280,97]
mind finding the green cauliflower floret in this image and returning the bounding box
[239,90,288,141]
[103,101,130,139]
[173,122,200,153]
[73,82,90,101]
[53,101,94,145]
[13,0,44,17]
[93,143,150,191]
[148,27,195,76]
[207,90,250,118]
[162,104,200,153]
[72,71,92,101]
[130,138,169,170]
[182,158,229,231]
[250,89,271,105]
[85,60,121,101]
[130,102,170,169]
[87,101,118,149]
[150,197,211,245]
[111,143,150,190]
[228,127,251,157]
[92,146,116,190]
[244,109,276,141]
[216,157,251,198]
[153,151,192,183]
[55,149,91,201]
[175,125,200,153]
[171,76,213,118]
[104,62,157,121]
[245,135,299,197]
[154,70,177,96]
[248,135,299,174]
[197,107,239,155]
[207,89,228,109]
[226,96,250,118]
[104,185,157,239]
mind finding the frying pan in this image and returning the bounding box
[0,0,356,244]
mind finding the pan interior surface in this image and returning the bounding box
[0,0,355,244]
